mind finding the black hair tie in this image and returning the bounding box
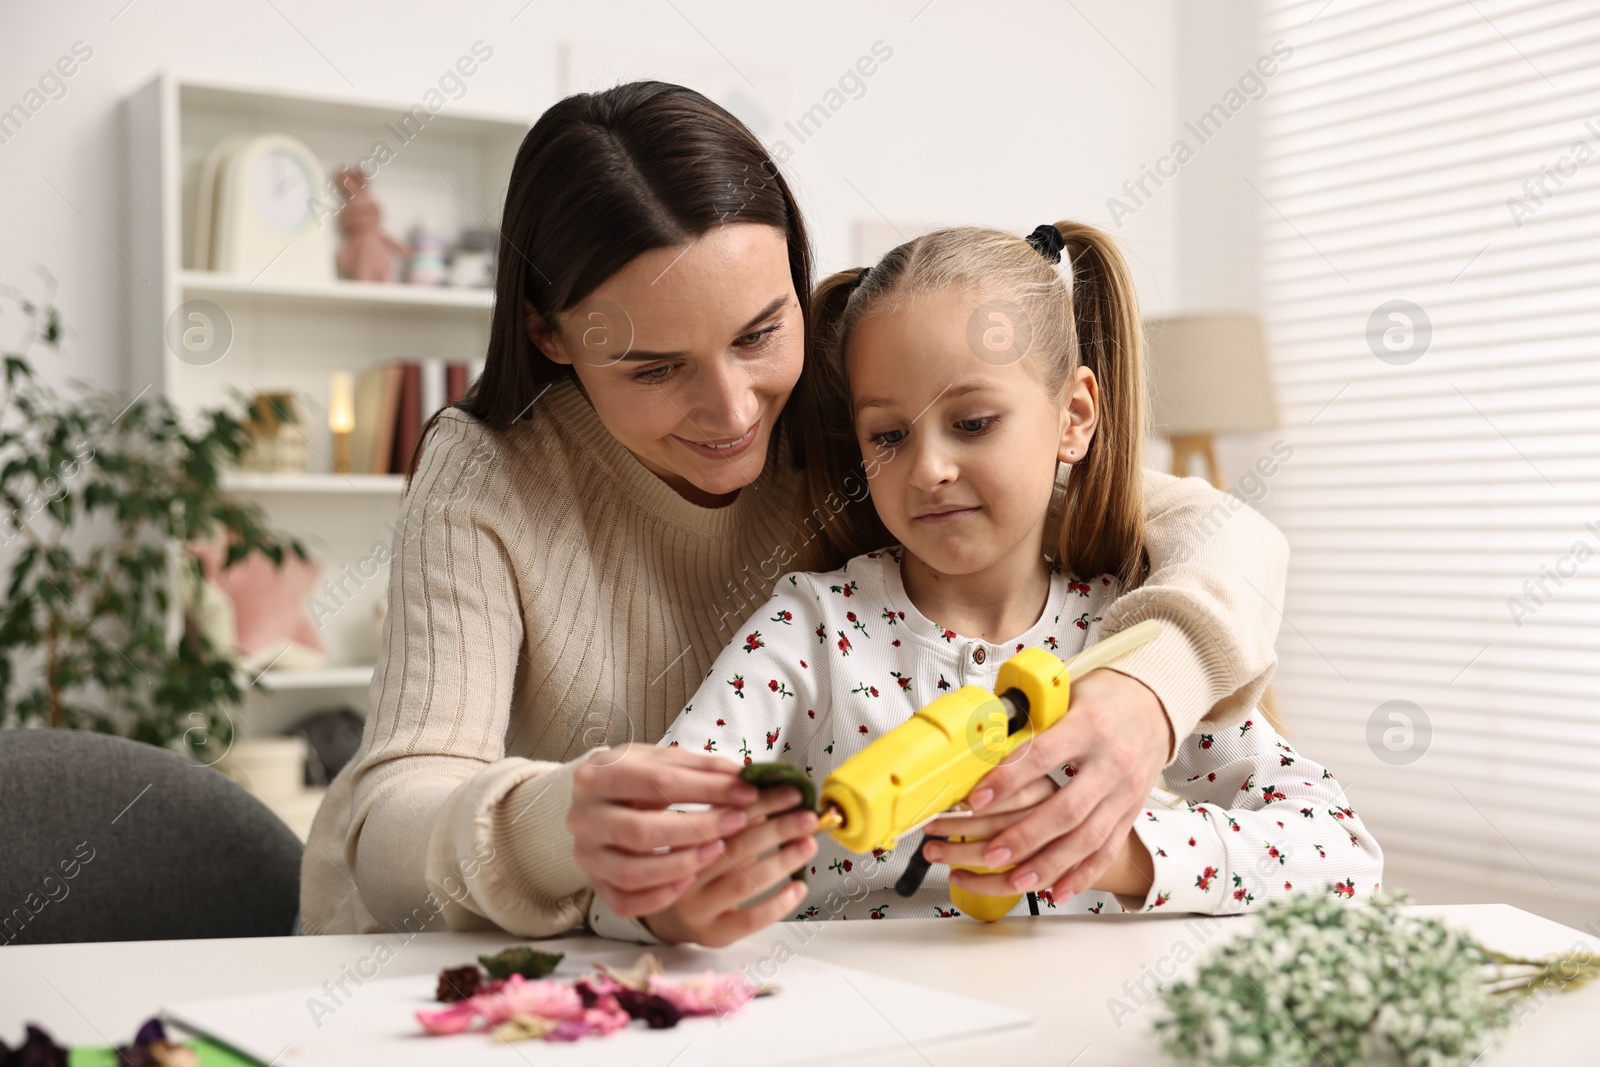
[1025,224,1065,264]
[854,266,871,286]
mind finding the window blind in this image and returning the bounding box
[1257,0,1600,918]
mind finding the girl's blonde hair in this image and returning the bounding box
[794,219,1150,593]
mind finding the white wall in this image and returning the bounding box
[0,0,1212,391]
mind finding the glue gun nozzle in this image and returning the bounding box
[814,806,844,834]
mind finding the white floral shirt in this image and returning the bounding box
[601,548,1383,936]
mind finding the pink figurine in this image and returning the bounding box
[333,167,406,283]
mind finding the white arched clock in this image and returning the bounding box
[204,133,333,282]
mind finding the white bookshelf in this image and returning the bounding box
[124,72,528,735]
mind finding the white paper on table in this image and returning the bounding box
[164,945,1032,1067]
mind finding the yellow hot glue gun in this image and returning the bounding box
[811,618,1162,921]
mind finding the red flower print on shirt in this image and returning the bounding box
[891,671,912,692]
[715,718,726,726]
[828,581,858,598]
[1265,843,1285,864]
[1198,733,1214,750]
[871,847,889,863]
[806,709,816,719]
[1333,879,1355,899]
[938,627,957,642]
[727,675,745,699]
[703,740,715,752]
[1314,844,1326,858]
[1044,635,1059,649]
[850,682,880,698]
[743,632,764,653]
[828,858,853,874]
[937,674,951,690]
[768,679,794,698]
[1073,613,1090,630]
[1196,866,1217,891]
[1187,837,1197,847]
[869,905,889,919]
[881,608,906,625]
[1151,892,1170,908]
[815,625,827,644]
[770,610,793,624]
[1239,719,1254,737]
[765,728,780,750]
[1260,784,1288,803]
[858,724,869,734]
[836,632,853,656]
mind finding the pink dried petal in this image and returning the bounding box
[547,1018,590,1042]
[582,998,631,1037]
[416,1001,478,1035]
[647,971,759,1016]
[499,975,584,1020]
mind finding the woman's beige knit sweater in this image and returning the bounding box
[300,377,1288,937]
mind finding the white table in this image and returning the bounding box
[2,904,1594,1065]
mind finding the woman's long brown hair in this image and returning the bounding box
[407,81,815,477]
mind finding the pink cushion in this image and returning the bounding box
[189,542,325,658]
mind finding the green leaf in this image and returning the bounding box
[477,947,564,980]
[739,761,817,813]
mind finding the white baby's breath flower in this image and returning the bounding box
[1155,891,1599,1067]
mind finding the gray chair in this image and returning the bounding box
[0,729,303,944]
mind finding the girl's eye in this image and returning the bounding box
[634,363,676,384]
[956,416,997,435]
[868,428,907,447]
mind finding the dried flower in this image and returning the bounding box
[435,965,482,1003]
[1156,891,1600,1067]
[477,946,564,980]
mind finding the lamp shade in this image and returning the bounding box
[1144,314,1278,436]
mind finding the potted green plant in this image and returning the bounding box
[0,274,306,757]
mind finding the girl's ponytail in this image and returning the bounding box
[1051,220,1149,591]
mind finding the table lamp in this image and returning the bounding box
[1143,314,1277,488]
[328,372,354,475]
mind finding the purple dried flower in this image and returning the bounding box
[613,988,683,1029]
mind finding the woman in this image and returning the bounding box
[299,81,1287,939]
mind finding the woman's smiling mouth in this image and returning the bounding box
[675,421,759,460]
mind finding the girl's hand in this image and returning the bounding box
[941,668,1172,902]
[642,793,818,948]
[568,744,763,919]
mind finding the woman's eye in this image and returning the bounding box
[956,417,996,435]
[735,323,782,348]
[634,364,675,384]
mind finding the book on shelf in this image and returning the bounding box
[352,360,473,475]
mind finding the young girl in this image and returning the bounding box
[594,220,1382,944]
